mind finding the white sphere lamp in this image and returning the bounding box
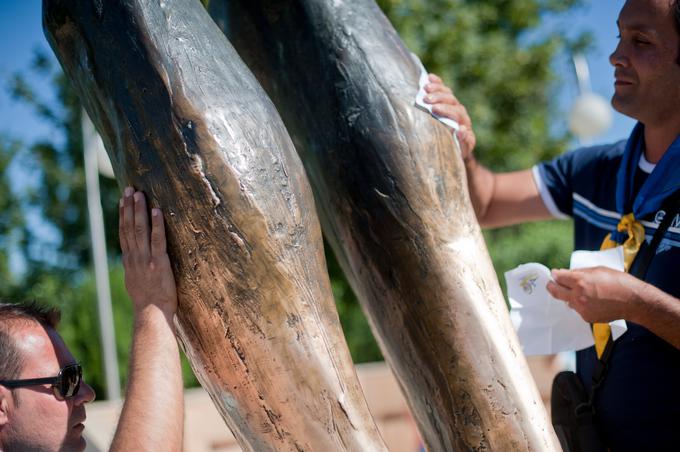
[568,92,612,140]
[568,53,613,142]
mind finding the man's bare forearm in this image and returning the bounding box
[110,307,183,452]
[550,268,680,351]
[114,190,182,451]
[465,159,552,228]
[629,281,680,350]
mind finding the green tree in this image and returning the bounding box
[7,53,121,277]
[0,136,26,294]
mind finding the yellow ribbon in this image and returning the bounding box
[594,213,645,358]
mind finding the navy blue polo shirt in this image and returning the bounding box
[535,141,680,451]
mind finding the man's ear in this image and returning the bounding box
[0,386,11,427]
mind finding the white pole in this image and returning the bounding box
[572,53,592,95]
[82,110,121,401]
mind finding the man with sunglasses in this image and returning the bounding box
[0,188,183,451]
[0,305,95,452]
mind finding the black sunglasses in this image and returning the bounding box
[0,363,82,400]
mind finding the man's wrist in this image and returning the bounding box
[623,276,650,324]
[463,153,477,168]
[133,304,176,332]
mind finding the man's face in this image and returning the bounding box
[610,0,680,126]
[0,322,96,452]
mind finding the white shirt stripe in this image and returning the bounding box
[572,193,621,220]
[532,165,680,242]
[532,165,570,220]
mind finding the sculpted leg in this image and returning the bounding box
[209,1,559,450]
[43,1,386,450]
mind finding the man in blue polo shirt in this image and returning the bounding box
[424,0,680,449]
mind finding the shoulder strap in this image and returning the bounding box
[631,188,680,280]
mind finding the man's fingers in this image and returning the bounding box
[427,73,443,84]
[133,191,151,257]
[551,268,583,289]
[119,197,129,254]
[150,208,167,257]
[123,187,137,253]
[548,269,582,303]
[425,82,453,95]
[455,126,476,160]
[431,104,469,126]
[546,280,575,304]
[425,91,458,106]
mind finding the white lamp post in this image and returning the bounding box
[82,110,121,401]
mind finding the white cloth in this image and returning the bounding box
[506,247,628,356]
[411,54,462,151]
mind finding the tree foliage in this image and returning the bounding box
[1,0,586,396]
[6,53,121,278]
[0,137,25,290]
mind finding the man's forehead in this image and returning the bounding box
[11,321,74,375]
[619,0,674,29]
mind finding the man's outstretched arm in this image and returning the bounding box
[424,74,553,228]
[110,187,183,452]
[548,267,680,350]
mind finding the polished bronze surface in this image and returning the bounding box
[43,1,386,450]
[211,1,559,450]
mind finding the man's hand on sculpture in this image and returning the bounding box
[113,186,183,452]
[546,267,641,323]
[119,186,178,324]
[424,73,476,160]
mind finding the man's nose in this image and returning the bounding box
[74,381,96,406]
[609,41,628,67]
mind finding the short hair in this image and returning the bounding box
[0,302,61,381]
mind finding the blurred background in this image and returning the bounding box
[0,0,630,418]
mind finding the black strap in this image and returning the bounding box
[577,189,680,417]
[630,189,680,281]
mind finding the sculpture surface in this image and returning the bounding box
[43,0,387,450]
[211,1,559,450]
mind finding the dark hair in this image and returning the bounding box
[0,302,61,381]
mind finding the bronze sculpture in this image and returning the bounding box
[210,1,558,450]
[44,0,558,449]
[43,0,387,450]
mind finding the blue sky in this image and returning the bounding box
[0,2,60,144]
[0,1,633,157]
